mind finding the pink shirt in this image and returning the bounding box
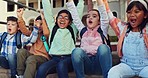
[81,26,103,55]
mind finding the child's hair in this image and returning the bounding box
[126,0,148,32]
[35,15,42,21]
[81,14,87,26]
[87,9,100,21]
[55,9,73,25]
[7,16,18,22]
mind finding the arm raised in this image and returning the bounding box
[17,8,31,36]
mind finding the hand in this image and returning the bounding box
[34,20,42,28]
[17,8,24,18]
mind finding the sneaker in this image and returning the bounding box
[15,75,23,78]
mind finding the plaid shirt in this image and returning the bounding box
[0,26,38,57]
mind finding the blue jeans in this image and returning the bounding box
[36,55,73,78]
[71,44,112,78]
[0,54,17,76]
[108,63,148,78]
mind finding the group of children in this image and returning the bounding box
[0,0,147,78]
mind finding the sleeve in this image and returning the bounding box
[18,17,32,36]
[21,26,39,46]
[42,18,50,38]
[98,4,109,37]
[42,0,55,30]
[66,1,85,32]
[76,0,85,19]
[108,10,121,37]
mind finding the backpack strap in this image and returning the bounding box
[50,25,75,45]
[15,31,22,49]
[0,32,7,52]
[67,26,75,44]
[50,25,59,45]
[80,27,87,38]
[97,27,105,44]
[97,27,112,51]
[41,35,49,52]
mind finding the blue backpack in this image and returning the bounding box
[0,31,22,52]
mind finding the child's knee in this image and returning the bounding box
[17,49,27,55]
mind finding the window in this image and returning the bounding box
[7,3,14,12]
[53,0,64,8]
[29,3,34,8]
[17,2,25,9]
[112,11,118,17]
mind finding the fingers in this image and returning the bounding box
[17,8,24,18]
[34,20,42,28]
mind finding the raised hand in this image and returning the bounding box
[102,0,110,12]
[17,8,24,18]
[34,19,42,28]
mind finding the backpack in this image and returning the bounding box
[0,31,22,52]
[80,27,112,51]
[50,25,75,45]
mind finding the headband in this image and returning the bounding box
[129,0,148,10]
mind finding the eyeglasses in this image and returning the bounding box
[58,15,69,20]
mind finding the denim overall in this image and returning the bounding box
[121,31,148,76]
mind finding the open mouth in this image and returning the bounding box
[88,20,93,24]
[60,21,65,25]
[129,19,136,26]
[8,28,11,32]
[59,21,66,27]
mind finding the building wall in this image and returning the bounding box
[0,0,128,35]
[0,0,19,32]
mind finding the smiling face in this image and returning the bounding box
[126,1,148,32]
[86,10,100,29]
[57,13,71,28]
[127,6,147,31]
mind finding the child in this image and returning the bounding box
[16,8,50,78]
[67,0,112,78]
[103,0,148,77]
[35,0,79,78]
[0,16,39,78]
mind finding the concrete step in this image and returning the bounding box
[0,52,119,78]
